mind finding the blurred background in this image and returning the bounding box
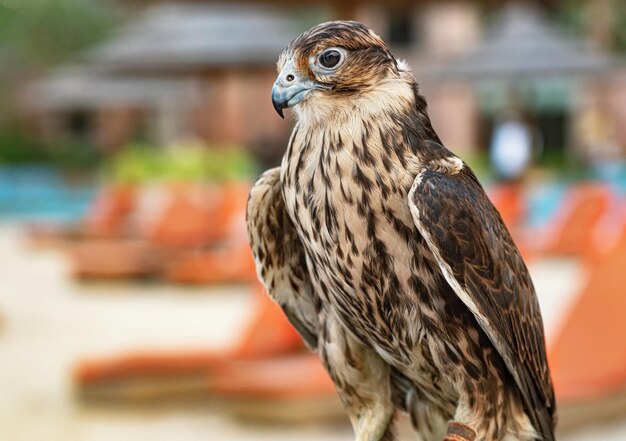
[1,0,626,440]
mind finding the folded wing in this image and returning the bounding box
[408,148,556,440]
[246,167,319,349]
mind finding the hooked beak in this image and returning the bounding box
[271,59,331,118]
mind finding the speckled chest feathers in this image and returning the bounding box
[281,79,443,362]
[277,78,478,434]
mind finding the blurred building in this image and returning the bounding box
[29,3,303,157]
[25,0,626,163]
[418,2,623,163]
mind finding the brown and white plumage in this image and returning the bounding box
[247,21,556,441]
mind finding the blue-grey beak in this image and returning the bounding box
[271,59,331,118]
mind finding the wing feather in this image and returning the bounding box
[246,167,319,349]
[408,150,556,440]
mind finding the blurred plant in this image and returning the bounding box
[107,141,258,184]
[556,0,586,36]
[0,0,120,68]
[459,150,493,182]
[0,128,48,163]
[615,0,626,53]
[557,0,626,54]
[0,127,101,170]
[460,148,592,183]
[537,147,589,180]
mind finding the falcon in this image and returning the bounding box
[247,21,556,441]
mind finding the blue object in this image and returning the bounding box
[0,165,97,222]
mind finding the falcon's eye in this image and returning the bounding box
[318,49,343,69]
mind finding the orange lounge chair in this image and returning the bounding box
[144,181,250,247]
[487,183,534,261]
[75,284,307,402]
[26,184,137,248]
[82,184,137,238]
[540,183,614,257]
[209,354,342,423]
[549,229,626,426]
[68,182,252,281]
[69,239,157,279]
[487,183,526,230]
[163,243,257,285]
[156,182,257,285]
[144,183,219,247]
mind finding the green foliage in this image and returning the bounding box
[459,150,494,182]
[615,0,626,54]
[0,127,101,169]
[557,0,626,54]
[0,128,48,163]
[48,137,103,171]
[107,142,258,184]
[459,148,587,182]
[537,147,588,179]
[556,0,586,36]
[0,0,120,67]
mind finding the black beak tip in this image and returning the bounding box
[272,100,285,119]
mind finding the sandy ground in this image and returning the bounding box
[0,224,625,440]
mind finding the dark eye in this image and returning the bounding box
[318,49,342,69]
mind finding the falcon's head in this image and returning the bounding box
[271,21,403,119]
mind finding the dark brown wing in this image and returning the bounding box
[246,168,319,349]
[408,153,556,440]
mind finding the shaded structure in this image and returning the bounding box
[89,3,301,73]
[422,2,622,157]
[425,3,613,82]
[29,3,309,154]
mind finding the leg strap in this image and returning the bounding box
[443,421,476,441]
